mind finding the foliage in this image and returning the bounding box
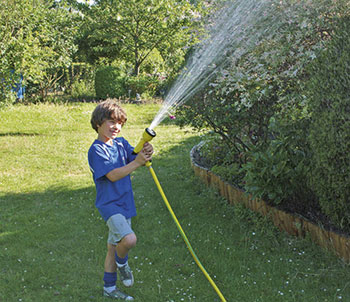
[124,74,160,99]
[0,0,79,103]
[211,163,243,187]
[66,62,96,101]
[242,118,313,206]
[177,0,340,154]
[139,48,166,77]
[0,0,206,104]
[76,0,206,76]
[195,133,245,186]
[0,0,28,100]
[177,0,349,216]
[70,79,95,101]
[197,133,235,167]
[94,66,126,99]
[306,15,350,231]
[0,91,17,108]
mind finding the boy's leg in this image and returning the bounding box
[107,214,136,288]
[105,243,117,272]
[116,233,136,287]
[103,244,134,300]
[104,214,135,300]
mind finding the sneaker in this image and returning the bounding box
[118,264,134,287]
[103,288,134,300]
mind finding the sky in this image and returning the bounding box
[77,0,95,5]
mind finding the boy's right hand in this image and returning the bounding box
[135,148,152,166]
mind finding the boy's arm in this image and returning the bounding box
[106,149,152,182]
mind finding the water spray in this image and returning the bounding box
[150,0,283,131]
[133,129,227,302]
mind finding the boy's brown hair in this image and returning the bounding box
[91,99,127,133]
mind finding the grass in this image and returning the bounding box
[1,102,350,302]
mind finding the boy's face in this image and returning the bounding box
[97,118,123,142]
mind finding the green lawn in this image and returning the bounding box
[1,103,350,302]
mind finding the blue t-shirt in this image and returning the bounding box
[88,137,137,221]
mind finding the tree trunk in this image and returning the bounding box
[134,62,140,76]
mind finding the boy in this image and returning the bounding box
[88,100,153,300]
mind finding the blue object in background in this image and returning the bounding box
[12,73,25,99]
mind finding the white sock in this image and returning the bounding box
[117,260,128,268]
[104,285,116,293]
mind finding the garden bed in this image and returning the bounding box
[190,143,350,263]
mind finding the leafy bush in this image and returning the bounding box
[306,16,350,230]
[124,74,160,99]
[211,163,243,187]
[196,133,245,186]
[0,90,17,108]
[94,66,126,99]
[242,118,313,206]
[70,79,95,101]
[178,0,350,221]
[197,133,235,167]
[177,0,339,158]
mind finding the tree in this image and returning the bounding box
[0,0,31,101]
[0,0,79,102]
[77,0,204,76]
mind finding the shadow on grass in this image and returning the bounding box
[0,131,41,137]
[0,185,98,244]
[0,185,112,301]
[0,186,99,250]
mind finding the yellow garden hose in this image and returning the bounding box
[146,162,227,302]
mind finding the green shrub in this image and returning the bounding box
[0,72,19,107]
[124,74,159,99]
[70,79,95,101]
[242,118,313,206]
[0,90,17,108]
[198,133,233,167]
[307,16,350,230]
[211,163,243,187]
[195,133,245,186]
[177,0,338,159]
[94,66,125,99]
[177,0,349,224]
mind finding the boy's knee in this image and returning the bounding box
[123,233,137,249]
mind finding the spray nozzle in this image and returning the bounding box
[133,128,156,155]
